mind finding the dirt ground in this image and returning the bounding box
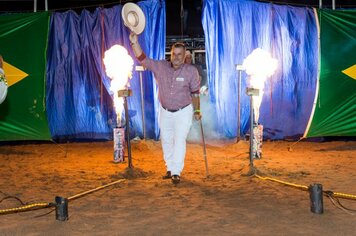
[0,138,355,235]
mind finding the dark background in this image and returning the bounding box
[0,0,355,38]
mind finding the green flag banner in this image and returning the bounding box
[0,12,51,141]
[306,9,356,137]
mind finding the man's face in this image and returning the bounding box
[171,47,185,69]
[185,54,192,64]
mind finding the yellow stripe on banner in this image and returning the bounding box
[342,64,356,80]
[3,61,29,87]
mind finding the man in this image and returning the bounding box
[184,50,208,95]
[184,50,193,64]
[184,50,204,83]
[129,32,201,184]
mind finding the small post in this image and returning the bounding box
[55,196,68,221]
[33,0,37,12]
[309,184,324,214]
[249,95,254,167]
[246,87,259,168]
[136,65,146,139]
[236,65,244,141]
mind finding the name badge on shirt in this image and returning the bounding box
[176,77,184,82]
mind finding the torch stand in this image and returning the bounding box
[136,65,146,139]
[236,65,245,142]
[118,89,133,168]
[246,87,259,175]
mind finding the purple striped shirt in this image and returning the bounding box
[141,57,200,110]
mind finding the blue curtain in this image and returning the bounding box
[46,0,165,140]
[202,0,318,139]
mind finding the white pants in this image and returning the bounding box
[159,104,193,176]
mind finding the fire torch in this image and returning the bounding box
[242,48,278,170]
[103,45,134,167]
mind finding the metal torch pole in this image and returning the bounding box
[236,65,244,142]
[136,66,146,139]
[249,95,254,168]
[124,96,133,168]
[237,69,242,141]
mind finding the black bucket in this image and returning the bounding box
[309,183,323,214]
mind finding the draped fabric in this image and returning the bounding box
[305,9,356,137]
[202,0,318,139]
[3,0,354,142]
[0,12,51,141]
[46,0,165,140]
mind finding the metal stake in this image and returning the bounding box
[237,69,242,141]
[124,96,133,168]
[249,95,254,168]
[236,65,244,142]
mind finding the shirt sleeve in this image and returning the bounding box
[190,66,200,93]
[135,52,155,71]
[140,57,165,76]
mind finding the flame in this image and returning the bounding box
[103,45,134,126]
[243,48,278,123]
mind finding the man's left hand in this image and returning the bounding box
[194,112,202,121]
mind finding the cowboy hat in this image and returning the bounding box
[121,2,146,35]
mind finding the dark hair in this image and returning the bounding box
[172,42,186,50]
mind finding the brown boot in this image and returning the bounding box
[171,175,180,184]
[162,171,171,179]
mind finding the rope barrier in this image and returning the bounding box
[0,202,51,215]
[68,179,125,201]
[2,174,355,216]
[254,174,356,200]
[330,192,356,200]
[0,178,126,215]
[254,174,309,190]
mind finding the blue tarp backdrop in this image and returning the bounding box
[203,0,318,139]
[45,0,319,141]
[46,0,165,140]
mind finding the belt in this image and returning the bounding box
[162,104,190,113]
